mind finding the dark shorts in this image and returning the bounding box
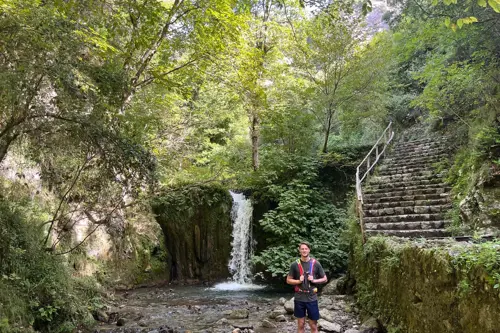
[294,300,320,321]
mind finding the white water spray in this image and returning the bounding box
[212,191,264,291]
[228,191,254,283]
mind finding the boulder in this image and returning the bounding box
[261,319,277,328]
[269,307,287,319]
[284,298,294,314]
[317,319,341,333]
[116,318,126,326]
[228,309,249,319]
[278,297,287,305]
[360,317,381,333]
[322,277,343,295]
[319,309,336,323]
[275,315,287,322]
[94,309,109,323]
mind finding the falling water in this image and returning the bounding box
[212,191,264,291]
[228,191,253,283]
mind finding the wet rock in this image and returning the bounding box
[216,318,229,325]
[94,309,109,323]
[318,319,342,333]
[284,298,294,314]
[269,307,287,319]
[275,315,287,322]
[317,319,341,332]
[322,277,342,295]
[360,317,381,333]
[278,297,287,305]
[116,318,126,326]
[228,309,249,319]
[319,309,336,323]
[318,297,333,308]
[261,319,277,328]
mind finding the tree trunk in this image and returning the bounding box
[322,110,334,153]
[322,128,330,154]
[251,114,260,171]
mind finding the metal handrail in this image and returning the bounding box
[355,122,394,242]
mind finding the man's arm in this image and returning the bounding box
[286,274,303,285]
[312,275,327,284]
[286,263,303,285]
[312,262,328,284]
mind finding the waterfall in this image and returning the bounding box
[212,191,264,291]
[228,191,253,283]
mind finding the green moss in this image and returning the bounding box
[349,229,500,333]
[151,185,233,281]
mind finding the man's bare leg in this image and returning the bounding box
[297,317,306,333]
[309,319,318,333]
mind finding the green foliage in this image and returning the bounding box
[250,152,348,277]
[350,232,500,332]
[449,241,500,293]
[0,197,102,332]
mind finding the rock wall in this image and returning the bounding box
[349,233,500,333]
[152,185,232,282]
[0,150,168,288]
[459,166,500,233]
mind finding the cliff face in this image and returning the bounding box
[152,185,233,282]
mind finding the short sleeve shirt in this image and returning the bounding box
[288,258,326,302]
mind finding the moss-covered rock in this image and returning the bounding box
[349,231,500,333]
[151,185,232,281]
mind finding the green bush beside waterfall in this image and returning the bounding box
[249,153,351,279]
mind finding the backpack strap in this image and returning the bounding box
[294,259,303,292]
[296,258,303,276]
[309,259,316,276]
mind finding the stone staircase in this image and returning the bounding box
[362,138,453,238]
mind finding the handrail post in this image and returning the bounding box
[355,121,394,244]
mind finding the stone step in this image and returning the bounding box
[384,153,450,165]
[363,198,450,210]
[391,148,448,158]
[377,168,444,177]
[364,192,449,203]
[371,173,445,184]
[366,229,451,238]
[378,165,434,173]
[365,220,450,231]
[382,158,449,169]
[363,204,451,217]
[392,143,448,152]
[396,138,448,146]
[364,213,446,224]
[365,181,450,193]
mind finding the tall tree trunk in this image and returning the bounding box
[251,113,260,171]
[322,109,333,153]
[322,128,330,154]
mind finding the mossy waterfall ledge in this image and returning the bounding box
[152,186,233,282]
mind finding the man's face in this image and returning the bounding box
[299,244,310,257]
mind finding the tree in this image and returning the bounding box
[0,0,245,252]
[287,4,390,152]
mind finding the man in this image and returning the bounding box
[286,242,327,333]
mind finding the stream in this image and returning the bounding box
[93,192,362,333]
[93,283,361,333]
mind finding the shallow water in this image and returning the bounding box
[95,283,294,333]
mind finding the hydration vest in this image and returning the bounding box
[294,258,318,293]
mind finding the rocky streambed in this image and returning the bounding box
[92,282,378,333]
